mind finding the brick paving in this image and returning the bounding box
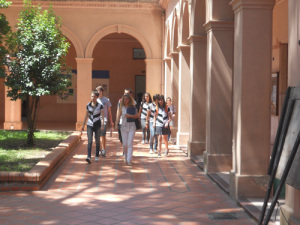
[0,132,256,225]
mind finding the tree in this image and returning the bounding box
[0,0,11,77]
[2,0,71,145]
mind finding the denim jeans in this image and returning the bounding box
[149,122,157,150]
[141,119,149,142]
[87,124,101,158]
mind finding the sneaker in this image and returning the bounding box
[164,150,169,156]
[145,140,149,144]
[127,161,132,166]
[157,153,161,158]
[141,140,145,144]
[102,150,106,157]
[149,149,153,154]
[95,156,99,162]
[154,149,157,153]
[86,157,91,164]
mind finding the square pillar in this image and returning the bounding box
[145,59,162,95]
[230,0,275,199]
[170,52,179,141]
[164,58,172,98]
[76,58,93,131]
[188,35,207,156]
[177,45,190,146]
[204,19,234,173]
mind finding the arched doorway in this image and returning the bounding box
[92,33,146,120]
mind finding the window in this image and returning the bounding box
[133,48,145,59]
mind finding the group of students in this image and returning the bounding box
[81,87,176,166]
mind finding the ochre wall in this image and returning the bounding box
[272,0,288,73]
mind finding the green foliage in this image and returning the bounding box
[3,0,71,100]
[0,0,12,77]
[0,130,71,172]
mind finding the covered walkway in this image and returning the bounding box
[0,132,256,224]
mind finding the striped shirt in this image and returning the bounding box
[147,103,156,123]
[140,102,149,120]
[86,102,104,127]
[155,107,170,127]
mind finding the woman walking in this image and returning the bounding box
[81,91,104,163]
[146,94,159,154]
[115,94,139,166]
[153,95,172,157]
[139,93,152,144]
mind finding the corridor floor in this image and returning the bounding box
[0,132,256,225]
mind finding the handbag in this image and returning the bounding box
[135,118,141,130]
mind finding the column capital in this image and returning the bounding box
[188,35,207,44]
[230,0,275,12]
[144,58,162,64]
[177,45,190,52]
[204,21,234,33]
[163,57,172,61]
[170,52,179,56]
[75,58,94,64]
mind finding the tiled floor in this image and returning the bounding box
[0,132,256,225]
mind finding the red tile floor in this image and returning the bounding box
[0,132,256,225]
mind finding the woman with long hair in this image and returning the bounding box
[153,95,172,157]
[138,92,152,144]
[115,94,139,166]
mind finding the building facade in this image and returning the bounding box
[1,0,299,224]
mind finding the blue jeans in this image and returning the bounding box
[149,122,157,150]
[141,119,150,142]
[87,124,101,158]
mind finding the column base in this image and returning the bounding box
[4,122,22,130]
[76,122,84,131]
[188,141,205,157]
[177,132,189,146]
[203,151,232,173]
[280,204,294,225]
[229,171,269,199]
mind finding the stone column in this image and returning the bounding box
[164,58,172,98]
[4,85,22,130]
[76,58,93,131]
[188,35,207,156]
[280,0,300,223]
[204,8,234,173]
[170,52,179,141]
[145,59,162,95]
[229,0,275,199]
[177,45,190,146]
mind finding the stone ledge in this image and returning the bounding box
[0,131,81,191]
